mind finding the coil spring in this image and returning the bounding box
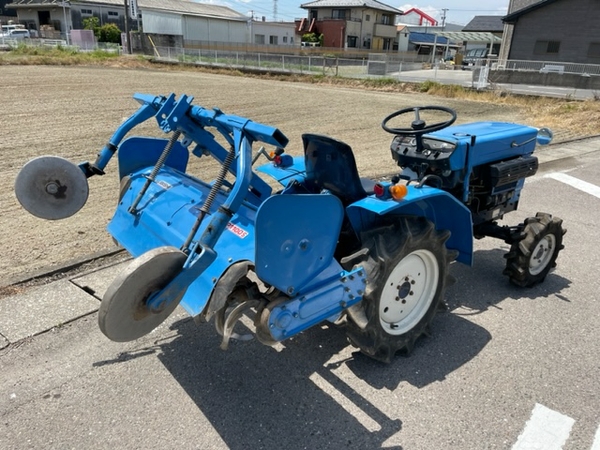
[149,130,181,180]
[201,145,235,214]
[128,130,181,214]
[181,145,236,250]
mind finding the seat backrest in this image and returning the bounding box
[302,133,367,205]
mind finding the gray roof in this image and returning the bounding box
[462,15,504,32]
[503,0,558,23]
[7,0,248,20]
[300,0,402,15]
[138,0,247,20]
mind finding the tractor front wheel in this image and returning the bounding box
[504,212,566,287]
[345,217,455,363]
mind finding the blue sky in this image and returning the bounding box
[207,0,510,26]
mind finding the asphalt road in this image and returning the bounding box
[1,152,599,450]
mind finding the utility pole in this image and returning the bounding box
[441,8,448,29]
[248,10,254,45]
[123,0,131,54]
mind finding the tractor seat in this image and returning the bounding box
[302,133,368,206]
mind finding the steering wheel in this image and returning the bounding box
[382,106,457,136]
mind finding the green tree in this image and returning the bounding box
[83,16,100,33]
[98,23,121,43]
[302,32,318,43]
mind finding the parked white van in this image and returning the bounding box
[7,29,31,39]
[1,24,30,39]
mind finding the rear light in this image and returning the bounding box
[373,182,407,200]
[390,184,408,200]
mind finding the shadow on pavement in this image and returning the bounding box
[106,309,490,449]
[87,246,573,449]
[447,248,572,314]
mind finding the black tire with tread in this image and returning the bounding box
[345,217,456,363]
[503,212,566,287]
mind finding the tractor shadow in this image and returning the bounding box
[95,248,570,450]
[155,319,404,450]
[148,305,491,450]
[447,248,572,313]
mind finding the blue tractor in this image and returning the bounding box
[15,94,565,362]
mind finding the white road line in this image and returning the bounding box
[545,172,600,199]
[512,403,575,450]
[591,423,600,450]
[309,372,381,432]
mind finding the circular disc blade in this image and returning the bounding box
[99,247,187,342]
[15,156,89,220]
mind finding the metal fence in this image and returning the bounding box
[493,59,600,77]
[0,37,121,53]
[0,37,68,48]
[6,37,600,90]
[153,46,370,78]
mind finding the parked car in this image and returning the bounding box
[462,48,489,67]
[6,29,31,39]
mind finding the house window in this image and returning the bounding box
[347,35,358,48]
[332,9,349,19]
[534,40,560,55]
[381,14,392,25]
[269,35,278,45]
[81,9,93,15]
[365,14,370,21]
[283,36,287,43]
[107,11,119,17]
[588,43,600,58]
[255,34,265,44]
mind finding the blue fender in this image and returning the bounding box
[346,185,474,265]
[255,156,307,186]
[255,194,344,295]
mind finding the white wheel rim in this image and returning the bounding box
[529,234,556,276]
[379,249,439,336]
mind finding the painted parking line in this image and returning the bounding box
[512,403,575,450]
[309,372,381,432]
[592,424,600,450]
[545,172,600,199]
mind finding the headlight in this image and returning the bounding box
[422,139,456,152]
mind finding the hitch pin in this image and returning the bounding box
[128,130,181,214]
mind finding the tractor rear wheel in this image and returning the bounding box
[345,217,455,363]
[504,212,565,287]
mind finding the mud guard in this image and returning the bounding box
[255,194,344,295]
[255,156,307,186]
[117,136,189,180]
[346,186,474,266]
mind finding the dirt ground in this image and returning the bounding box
[0,64,567,283]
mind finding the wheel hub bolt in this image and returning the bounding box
[45,182,59,195]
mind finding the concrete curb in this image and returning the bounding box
[2,247,125,290]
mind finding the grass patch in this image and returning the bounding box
[362,77,398,88]
[0,44,120,65]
